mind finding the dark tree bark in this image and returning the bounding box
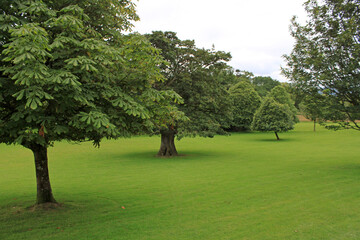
[275,132,280,141]
[29,143,57,204]
[157,129,178,157]
[313,120,316,132]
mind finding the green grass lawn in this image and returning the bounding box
[1,122,360,240]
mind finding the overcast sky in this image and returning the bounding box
[131,0,308,82]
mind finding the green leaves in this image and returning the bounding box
[283,0,360,130]
[48,71,81,86]
[0,0,180,148]
[78,112,109,129]
[2,22,51,90]
[52,14,84,31]
[110,97,149,119]
[12,87,53,110]
[21,1,56,17]
[50,36,81,49]
[229,81,261,130]
[27,98,41,110]
[65,56,98,72]
[60,5,89,20]
[0,14,20,32]
[3,24,51,62]
[146,31,233,138]
[71,111,119,137]
[252,97,295,134]
[268,86,298,123]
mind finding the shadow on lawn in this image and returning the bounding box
[119,150,222,162]
[253,138,297,142]
[0,197,126,240]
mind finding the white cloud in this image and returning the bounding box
[132,0,307,82]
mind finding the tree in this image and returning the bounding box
[0,1,176,204]
[283,0,360,130]
[145,31,233,156]
[267,85,299,123]
[300,92,330,131]
[228,81,261,131]
[251,97,295,140]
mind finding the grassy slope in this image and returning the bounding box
[0,122,360,240]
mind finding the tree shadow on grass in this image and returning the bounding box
[0,199,72,223]
[253,138,297,143]
[0,196,128,239]
[119,150,222,162]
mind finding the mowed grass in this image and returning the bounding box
[1,122,360,240]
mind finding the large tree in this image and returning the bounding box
[283,0,360,130]
[145,31,233,156]
[0,1,177,204]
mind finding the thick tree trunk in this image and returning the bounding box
[157,129,178,157]
[30,144,57,204]
[275,132,280,140]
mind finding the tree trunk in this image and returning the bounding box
[313,120,316,132]
[275,132,280,140]
[30,144,57,204]
[157,129,178,157]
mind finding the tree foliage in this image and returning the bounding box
[0,0,178,203]
[228,81,261,131]
[251,76,281,98]
[267,85,299,123]
[300,91,332,131]
[283,0,360,130]
[232,71,280,98]
[282,82,305,110]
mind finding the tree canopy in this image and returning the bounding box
[300,92,331,131]
[252,97,295,140]
[228,80,261,131]
[251,76,281,98]
[232,71,280,98]
[283,0,360,130]
[0,1,178,204]
[267,85,299,123]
